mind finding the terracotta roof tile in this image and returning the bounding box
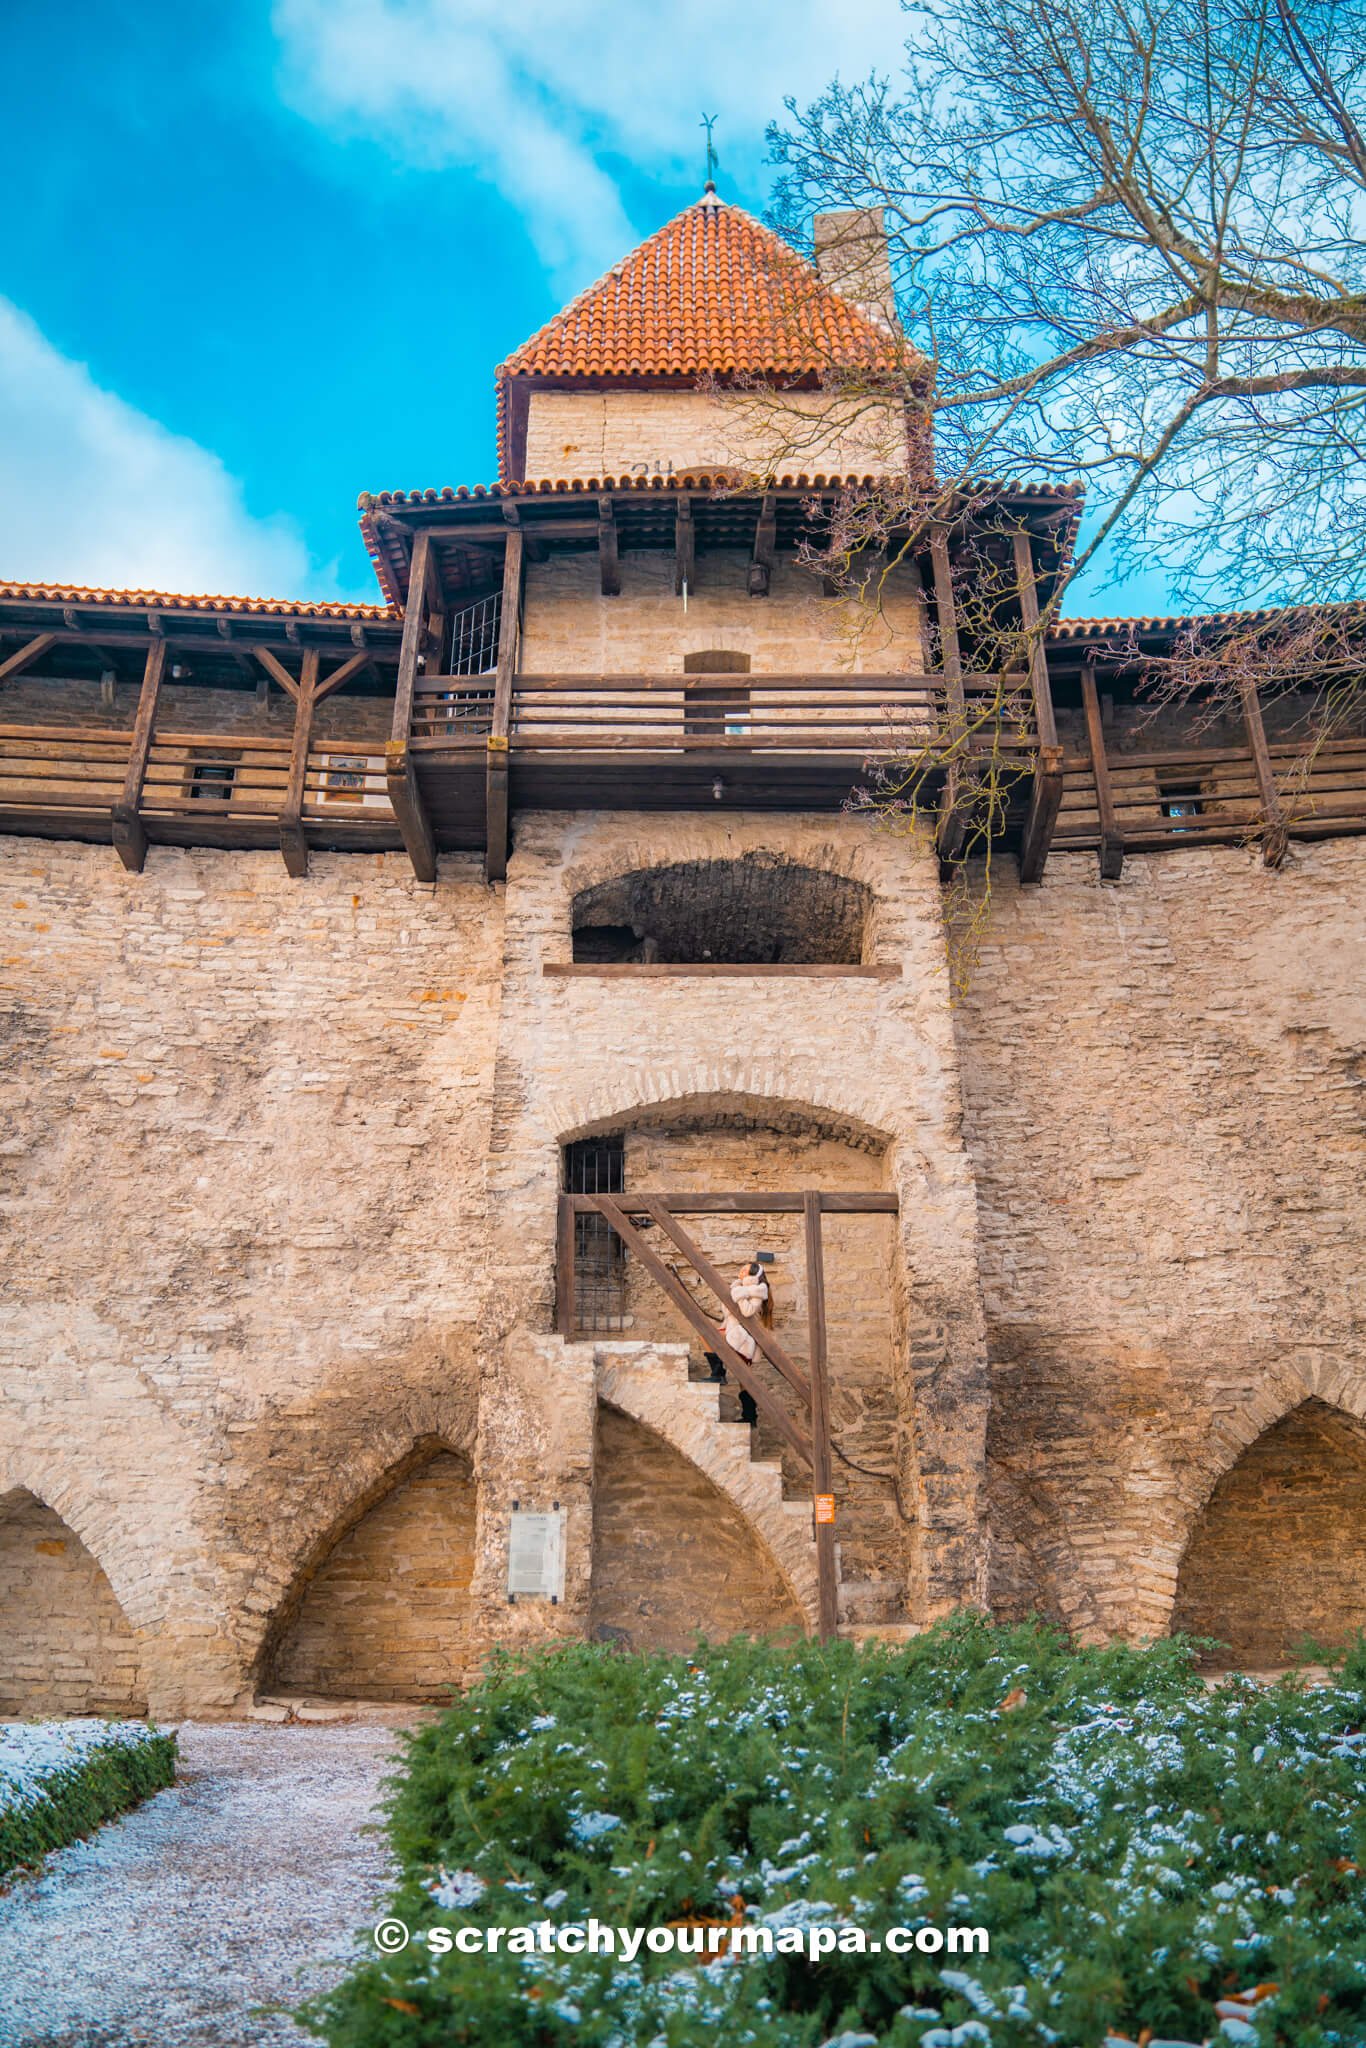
[498,195,902,384]
[0,580,395,620]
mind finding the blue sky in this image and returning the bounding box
[0,0,1172,612]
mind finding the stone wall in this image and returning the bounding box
[590,1405,802,1651]
[267,1448,478,1702]
[0,837,502,1713]
[519,550,925,675]
[956,840,1366,1643]
[1170,1400,1366,1668]
[523,388,907,485]
[0,1491,147,1716]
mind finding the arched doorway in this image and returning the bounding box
[264,1446,478,1702]
[0,1489,146,1715]
[590,1406,801,1650]
[1172,1400,1366,1668]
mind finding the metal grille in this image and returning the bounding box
[450,591,502,676]
[564,1138,627,1332]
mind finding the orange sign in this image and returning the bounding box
[814,1494,836,1524]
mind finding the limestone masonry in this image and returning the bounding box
[1,193,1362,1714]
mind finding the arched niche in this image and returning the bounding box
[0,1488,147,1716]
[590,1405,802,1651]
[262,1442,478,1703]
[1172,1399,1366,1668]
[570,852,873,964]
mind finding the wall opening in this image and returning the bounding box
[683,650,751,737]
[570,853,872,965]
[564,1135,628,1332]
[590,1406,801,1651]
[263,1445,478,1702]
[1171,1400,1366,1668]
[0,1490,146,1716]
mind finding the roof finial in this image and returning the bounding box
[700,112,719,194]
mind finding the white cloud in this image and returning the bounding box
[272,0,908,291]
[0,297,358,602]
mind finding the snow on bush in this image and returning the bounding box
[302,1617,1366,2048]
[0,1719,176,1873]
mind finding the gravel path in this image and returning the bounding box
[0,1721,408,2048]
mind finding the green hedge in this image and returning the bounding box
[303,1618,1366,2047]
[0,1723,178,1874]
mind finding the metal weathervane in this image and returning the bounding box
[700,112,719,189]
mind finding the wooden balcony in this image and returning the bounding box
[0,724,401,856]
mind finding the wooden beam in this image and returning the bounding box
[597,497,620,597]
[1019,743,1064,884]
[803,1191,840,1641]
[748,494,776,596]
[0,633,57,685]
[556,1194,577,1336]
[111,638,167,873]
[314,648,371,703]
[594,1196,813,1465]
[391,527,433,742]
[250,645,301,703]
[279,647,320,877]
[1081,651,1123,880]
[1239,676,1289,868]
[567,1192,899,1215]
[643,1200,811,1404]
[674,495,694,596]
[385,740,437,883]
[930,527,969,862]
[1012,530,1058,748]
[486,528,524,884]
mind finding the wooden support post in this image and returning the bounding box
[595,1198,813,1464]
[1019,745,1064,884]
[748,494,776,596]
[0,632,57,685]
[597,496,620,597]
[279,647,320,878]
[111,638,166,872]
[556,1194,577,1336]
[803,1191,840,1641]
[486,527,524,883]
[387,528,438,882]
[1012,530,1058,747]
[674,495,694,596]
[250,645,301,703]
[1081,651,1123,880]
[1239,675,1289,867]
[930,526,969,862]
[1013,530,1062,882]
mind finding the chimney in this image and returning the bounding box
[813,208,899,332]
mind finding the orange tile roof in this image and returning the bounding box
[495,193,916,480]
[499,194,903,382]
[0,580,395,621]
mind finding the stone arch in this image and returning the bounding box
[0,1485,148,1715]
[256,1433,480,1703]
[1171,1396,1366,1668]
[559,825,892,919]
[595,1353,818,1627]
[236,1379,479,1680]
[592,1403,804,1650]
[0,1453,168,1633]
[569,854,875,967]
[545,1067,900,1163]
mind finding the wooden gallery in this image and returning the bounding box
[1,195,1363,1716]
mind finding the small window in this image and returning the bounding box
[184,750,240,802]
[683,651,750,738]
[564,1137,627,1332]
[1158,776,1205,825]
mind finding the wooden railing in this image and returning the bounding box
[0,725,394,837]
[1055,735,1366,852]
[412,672,978,752]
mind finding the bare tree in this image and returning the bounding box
[767,0,1366,614]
